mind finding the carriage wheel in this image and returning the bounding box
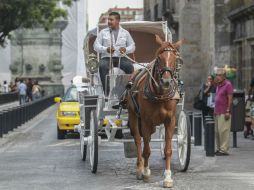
[80,132,87,161]
[177,110,191,172]
[80,108,91,161]
[159,125,165,159]
[89,109,98,173]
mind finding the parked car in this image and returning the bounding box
[54,86,80,139]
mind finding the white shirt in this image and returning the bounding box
[3,84,8,93]
[93,26,135,58]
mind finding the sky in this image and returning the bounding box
[87,0,143,30]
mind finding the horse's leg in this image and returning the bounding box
[129,110,143,180]
[142,122,152,182]
[163,114,176,188]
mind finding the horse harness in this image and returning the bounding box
[120,47,181,117]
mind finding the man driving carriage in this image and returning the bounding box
[93,12,135,95]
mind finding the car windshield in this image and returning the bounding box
[63,87,78,102]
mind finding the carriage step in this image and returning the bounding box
[101,126,129,130]
[101,138,178,143]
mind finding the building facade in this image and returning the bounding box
[99,7,143,23]
[144,0,254,107]
[228,1,254,90]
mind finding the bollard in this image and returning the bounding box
[205,120,215,157]
[188,111,193,136]
[6,110,12,133]
[15,107,19,128]
[2,111,7,134]
[17,106,21,127]
[204,116,213,150]
[194,113,202,146]
[0,112,3,137]
[233,132,237,148]
[0,95,55,135]
[8,109,14,131]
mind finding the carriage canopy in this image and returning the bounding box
[84,21,172,72]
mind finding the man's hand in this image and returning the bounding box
[107,47,115,54]
[225,112,230,120]
[119,47,126,54]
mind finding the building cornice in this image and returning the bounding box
[228,3,254,21]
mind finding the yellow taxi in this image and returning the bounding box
[54,86,80,139]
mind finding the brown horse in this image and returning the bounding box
[127,35,184,188]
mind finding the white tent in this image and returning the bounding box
[62,0,87,86]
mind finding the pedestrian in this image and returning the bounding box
[10,81,17,92]
[18,79,27,105]
[32,80,41,100]
[201,75,216,118]
[2,80,9,93]
[26,78,33,102]
[214,68,233,156]
[248,76,254,101]
[93,11,135,95]
[13,78,20,92]
[243,76,254,138]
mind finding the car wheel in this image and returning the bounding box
[57,126,65,139]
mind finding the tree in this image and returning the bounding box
[0,0,72,47]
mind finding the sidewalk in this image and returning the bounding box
[180,131,254,190]
[0,101,19,111]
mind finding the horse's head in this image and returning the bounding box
[154,35,184,90]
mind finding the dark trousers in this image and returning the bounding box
[99,57,134,95]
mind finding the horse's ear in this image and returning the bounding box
[155,35,163,45]
[173,39,185,49]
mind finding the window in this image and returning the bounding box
[234,21,246,39]
[154,4,158,21]
[251,45,254,78]
[237,46,243,89]
[145,10,151,20]
[163,0,167,12]
[63,87,78,102]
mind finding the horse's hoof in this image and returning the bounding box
[142,167,151,182]
[143,175,150,183]
[136,171,143,180]
[163,179,173,188]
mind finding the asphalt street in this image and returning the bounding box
[0,105,254,190]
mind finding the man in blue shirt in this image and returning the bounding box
[18,79,27,105]
[94,12,135,95]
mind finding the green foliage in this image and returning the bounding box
[0,0,72,46]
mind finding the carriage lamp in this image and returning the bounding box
[103,118,109,126]
[114,119,122,127]
[87,53,99,74]
[60,111,77,116]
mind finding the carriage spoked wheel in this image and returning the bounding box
[177,110,191,172]
[80,129,87,161]
[80,108,91,161]
[89,109,98,173]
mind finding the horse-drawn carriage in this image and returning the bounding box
[78,21,191,188]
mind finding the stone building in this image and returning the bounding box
[227,1,254,90]
[144,0,254,107]
[8,0,88,96]
[99,6,143,23]
[9,21,67,96]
